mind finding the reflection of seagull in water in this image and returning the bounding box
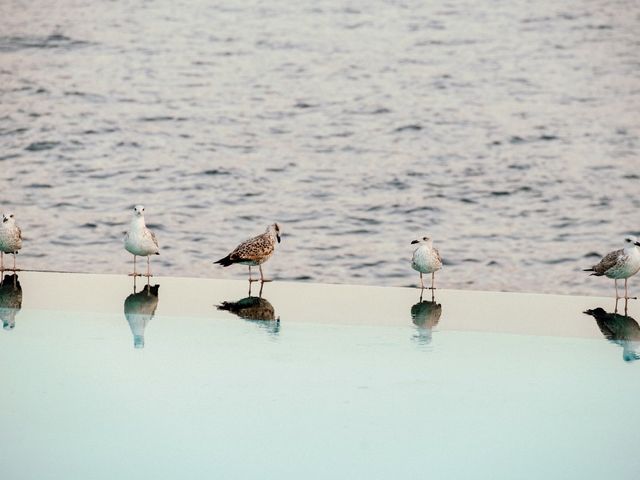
[214,223,282,283]
[411,293,442,346]
[584,307,640,362]
[124,284,159,348]
[0,274,22,330]
[584,236,640,299]
[411,236,442,290]
[217,295,280,335]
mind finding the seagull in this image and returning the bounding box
[0,212,22,272]
[124,205,159,277]
[584,236,640,299]
[411,235,442,290]
[214,223,281,283]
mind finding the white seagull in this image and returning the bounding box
[584,236,640,299]
[124,205,159,277]
[411,235,442,290]
[0,213,22,272]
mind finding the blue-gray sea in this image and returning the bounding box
[1,0,638,294]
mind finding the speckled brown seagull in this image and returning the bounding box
[584,236,640,299]
[214,223,281,282]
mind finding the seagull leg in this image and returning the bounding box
[615,279,620,299]
[260,265,272,283]
[12,253,17,272]
[248,266,258,283]
[419,272,424,289]
[129,255,138,276]
[146,256,152,278]
[429,272,436,290]
[624,278,637,300]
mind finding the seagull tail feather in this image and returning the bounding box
[214,255,233,267]
[583,267,602,276]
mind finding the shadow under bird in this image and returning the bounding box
[124,283,159,348]
[0,274,22,330]
[124,205,159,277]
[411,236,442,290]
[214,223,281,283]
[584,236,640,299]
[584,307,640,362]
[0,213,22,272]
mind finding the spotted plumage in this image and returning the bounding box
[0,212,23,271]
[215,223,281,282]
[584,236,640,299]
[411,235,442,290]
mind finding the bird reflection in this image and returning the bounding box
[124,283,159,348]
[584,307,640,362]
[217,291,280,336]
[411,289,442,346]
[0,274,22,331]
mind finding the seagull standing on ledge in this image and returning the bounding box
[124,205,159,277]
[0,213,22,272]
[215,223,281,283]
[584,236,640,299]
[411,236,442,290]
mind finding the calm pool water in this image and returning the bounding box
[1,272,639,479]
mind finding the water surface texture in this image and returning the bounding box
[1,0,639,293]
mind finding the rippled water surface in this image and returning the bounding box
[1,0,639,293]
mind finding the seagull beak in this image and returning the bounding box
[410,239,418,244]
[276,234,281,243]
[2,217,7,223]
[635,242,640,247]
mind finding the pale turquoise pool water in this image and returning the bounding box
[0,272,638,479]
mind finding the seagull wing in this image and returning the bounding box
[229,233,274,262]
[593,249,623,275]
[434,247,442,264]
[147,230,160,248]
[146,228,159,250]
